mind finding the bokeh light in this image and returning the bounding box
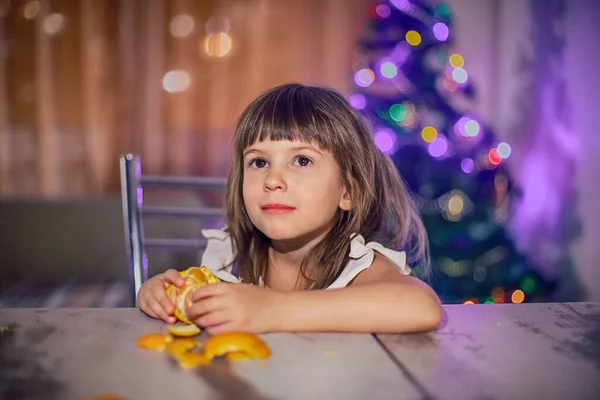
[463,300,476,305]
[432,22,449,41]
[389,104,407,122]
[428,137,448,157]
[421,126,438,143]
[511,290,525,304]
[170,14,195,38]
[374,129,396,154]
[492,287,504,301]
[454,117,480,137]
[354,68,375,87]
[375,4,391,18]
[464,119,480,137]
[43,13,65,35]
[23,1,40,19]
[406,30,422,46]
[348,94,367,110]
[488,148,502,165]
[447,194,464,216]
[435,2,453,19]
[442,77,459,92]
[204,32,232,57]
[449,53,464,68]
[390,0,410,10]
[380,61,398,78]
[461,158,475,173]
[163,70,191,93]
[520,276,537,294]
[452,67,468,83]
[497,142,512,158]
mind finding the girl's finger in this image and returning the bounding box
[205,322,235,335]
[186,297,225,320]
[191,282,227,302]
[149,300,175,324]
[196,310,231,329]
[153,286,174,315]
[137,297,154,318]
[162,269,185,287]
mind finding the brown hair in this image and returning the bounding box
[225,83,429,289]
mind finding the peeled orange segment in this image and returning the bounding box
[165,338,202,357]
[204,332,271,360]
[166,266,221,325]
[136,333,172,351]
[177,351,211,368]
[167,323,201,337]
[186,266,221,284]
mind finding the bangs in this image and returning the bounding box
[237,84,342,151]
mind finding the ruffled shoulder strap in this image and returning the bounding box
[199,228,240,284]
[326,234,411,289]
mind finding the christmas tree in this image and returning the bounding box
[350,0,555,304]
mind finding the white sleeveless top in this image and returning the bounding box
[199,228,411,289]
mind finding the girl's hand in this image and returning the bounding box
[136,269,185,324]
[186,283,283,334]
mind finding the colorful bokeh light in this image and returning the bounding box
[433,22,449,41]
[355,68,375,87]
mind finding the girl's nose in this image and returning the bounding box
[264,167,287,192]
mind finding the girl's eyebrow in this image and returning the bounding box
[243,145,323,157]
[243,148,261,158]
[290,145,323,156]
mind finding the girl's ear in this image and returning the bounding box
[339,188,352,211]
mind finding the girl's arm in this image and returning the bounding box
[275,253,442,333]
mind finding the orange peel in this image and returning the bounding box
[177,351,211,368]
[136,333,172,351]
[166,323,201,337]
[166,266,221,325]
[204,332,271,360]
[165,337,202,357]
[225,350,252,361]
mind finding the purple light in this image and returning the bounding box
[391,42,411,65]
[354,69,374,87]
[375,4,391,18]
[349,94,367,110]
[374,129,396,154]
[461,158,475,173]
[390,0,410,11]
[454,116,480,138]
[453,116,468,137]
[380,61,397,78]
[433,23,449,41]
[428,137,448,157]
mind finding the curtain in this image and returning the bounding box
[0,0,370,198]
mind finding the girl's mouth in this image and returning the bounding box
[261,204,296,214]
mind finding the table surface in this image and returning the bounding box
[1,302,599,400]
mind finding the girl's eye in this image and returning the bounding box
[293,156,312,167]
[249,158,268,168]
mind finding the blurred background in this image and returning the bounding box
[0,0,598,307]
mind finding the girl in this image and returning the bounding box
[137,83,442,334]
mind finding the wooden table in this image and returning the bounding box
[1,303,598,400]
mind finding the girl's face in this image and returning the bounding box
[242,139,351,248]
